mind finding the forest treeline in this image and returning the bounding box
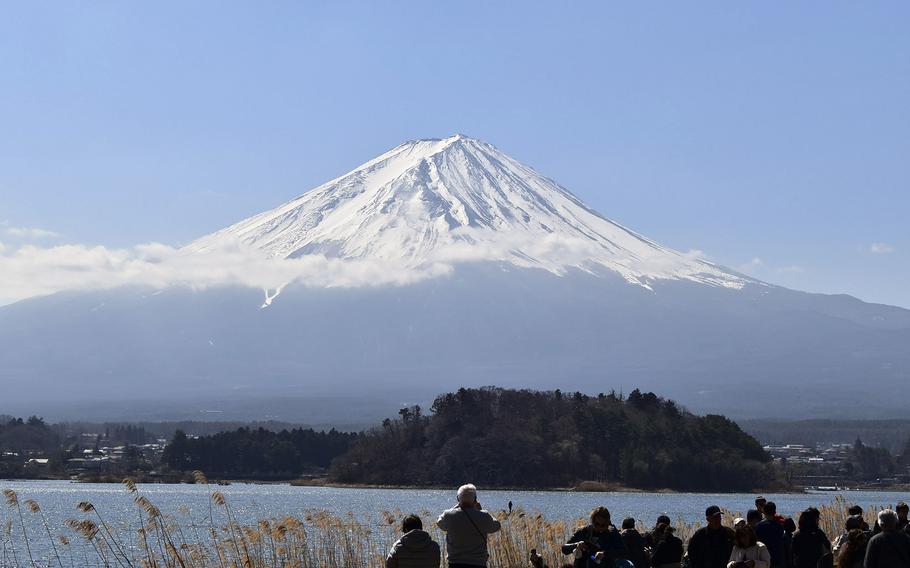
[329,387,777,491]
[161,427,359,479]
[7,388,910,489]
[149,387,774,490]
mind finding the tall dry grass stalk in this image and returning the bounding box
[0,483,896,567]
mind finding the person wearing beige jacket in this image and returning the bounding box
[727,525,771,568]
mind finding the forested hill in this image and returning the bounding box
[329,387,776,491]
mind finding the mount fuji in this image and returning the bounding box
[1,135,908,422]
[188,134,745,291]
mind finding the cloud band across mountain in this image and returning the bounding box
[0,232,730,307]
[0,241,454,306]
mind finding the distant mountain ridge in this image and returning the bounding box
[1,135,908,421]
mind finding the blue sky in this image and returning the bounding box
[1,2,908,307]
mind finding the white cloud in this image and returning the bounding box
[869,242,895,254]
[735,257,804,277]
[0,240,455,306]
[5,226,60,239]
[0,231,743,306]
[738,257,764,273]
[775,265,804,274]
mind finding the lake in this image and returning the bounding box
[1,480,906,565]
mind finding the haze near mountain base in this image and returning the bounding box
[1,135,908,421]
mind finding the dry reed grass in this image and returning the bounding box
[0,479,894,568]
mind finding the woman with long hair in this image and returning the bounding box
[727,524,770,568]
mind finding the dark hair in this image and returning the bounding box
[734,525,758,548]
[746,509,762,524]
[897,502,909,512]
[837,528,868,568]
[763,501,777,516]
[621,517,636,530]
[797,509,817,532]
[845,515,863,531]
[590,506,611,524]
[653,521,675,540]
[401,514,422,533]
[783,517,796,533]
[847,505,863,516]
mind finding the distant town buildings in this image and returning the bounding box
[765,442,910,489]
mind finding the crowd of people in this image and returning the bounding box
[384,485,910,568]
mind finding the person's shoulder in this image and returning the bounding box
[866,531,885,544]
[437,507,460,526]
[389,536,405,553]
[573,525,592,536]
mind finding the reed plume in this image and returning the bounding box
[0,481,895,568]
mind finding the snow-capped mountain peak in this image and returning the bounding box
[189,135,746,289]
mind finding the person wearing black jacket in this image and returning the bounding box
[790,509,830,568]
[754,502,785,568]
[649,522,682,568]
[645,515,672,549]
[685,506,734,568]
[562,507,629,568]
[620,518,648,568]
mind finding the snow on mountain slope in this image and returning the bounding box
[189,135,749,290]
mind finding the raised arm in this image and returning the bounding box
[436,512,448,531]
[481,510,502,534]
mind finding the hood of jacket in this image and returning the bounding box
[398,529,434,551]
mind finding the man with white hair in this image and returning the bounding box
[863,509,910,568]
[436,484,501,568]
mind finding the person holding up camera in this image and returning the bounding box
[562,506,630,567]
[436,484,501,568]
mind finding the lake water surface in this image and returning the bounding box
[1,480,907,564]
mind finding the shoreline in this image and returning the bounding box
[3,476,907,494]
